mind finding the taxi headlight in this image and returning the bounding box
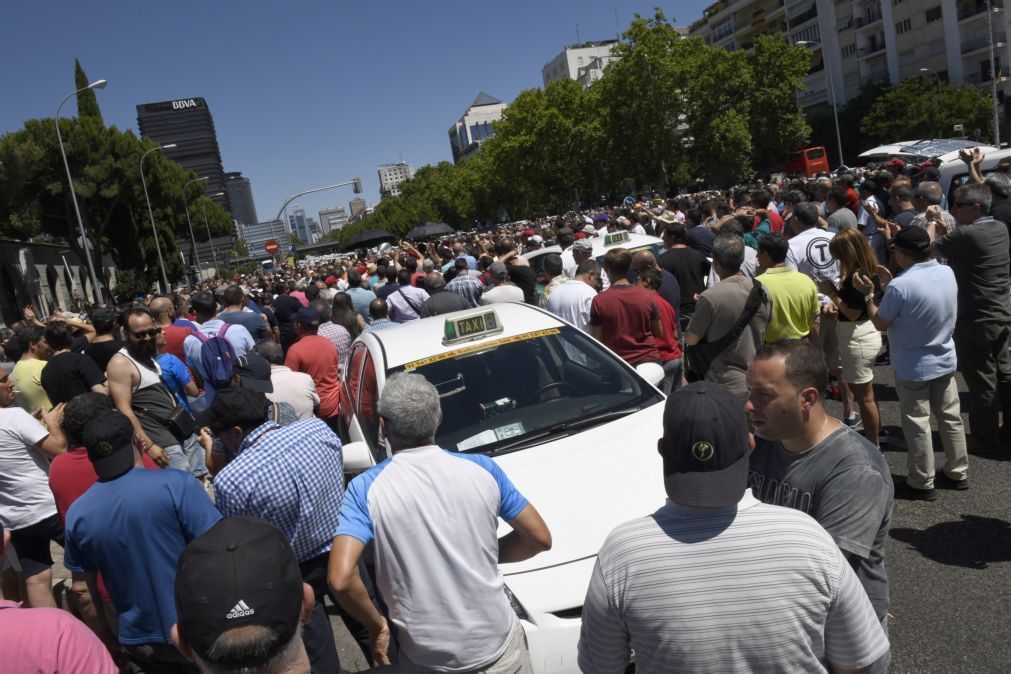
[504,584,531,622]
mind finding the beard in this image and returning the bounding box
[129,339,158,361]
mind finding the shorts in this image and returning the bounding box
[9,514,63,577]
[163,434,208,479]
[811,313,842,370]
[837,320,882,385]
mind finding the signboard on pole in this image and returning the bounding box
[264,239,280,255]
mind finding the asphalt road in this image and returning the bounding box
[47,363,1010,672]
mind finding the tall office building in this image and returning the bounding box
[448,93,506,163]
[319,206,349,234]
[349,197,367,219]
[239,219,287,257]
[306,216,321,243]
[687,0,1010,122]
[542,40,621,88]
[288,207,309,243]
[378,162,415,198]
[224,172,259,229]
[136,97,231,213]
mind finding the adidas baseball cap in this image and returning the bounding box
[660,381,750,508]
[175,516,303,668]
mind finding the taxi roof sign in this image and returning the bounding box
[443,307,504,346]
[603,230,630,246]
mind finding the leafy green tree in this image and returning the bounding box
[0,117,232,289]
[594,9,685,194]
[748,36,811,171]
[287,232,303,247]
[232,237,249,258]
[74,59,103,125]
[861,78,992,145]
[808,80,889,166]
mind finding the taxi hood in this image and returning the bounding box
[495,403,665,575]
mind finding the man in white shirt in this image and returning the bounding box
[0,367,67,608]
[786,202,839,283]
[253,341,319,420]
[578,381,889,673]
[480,263,525,305]
[546,260,600,332]
[328,373,551,669]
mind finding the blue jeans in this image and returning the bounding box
[163,434,207,478]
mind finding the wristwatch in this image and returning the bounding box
[864,293,875,304]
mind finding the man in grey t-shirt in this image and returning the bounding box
[826,187,857,233]
[746,341,893,673]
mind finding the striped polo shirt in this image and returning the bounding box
[578,491,889,673]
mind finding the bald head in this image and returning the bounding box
[631,250,658,272]
[148,296,175,325]
[369,298,389,321]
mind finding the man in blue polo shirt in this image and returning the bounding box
[327,373,552,670]
[63,409,221,671]
[856,227,968,500]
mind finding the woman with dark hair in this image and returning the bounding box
[818,228,884,448]
[331,292,365,339]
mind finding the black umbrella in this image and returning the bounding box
[344,228,396,251]
[405,221,455,240]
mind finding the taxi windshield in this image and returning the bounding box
[389,326,663,455]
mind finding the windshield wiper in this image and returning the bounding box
[548,406,641,433]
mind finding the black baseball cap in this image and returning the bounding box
[893,226,931,255]
[82,410,137,480]
[660,381,750,508]
[175,517,303,668]
[232,352,273,393]
[195,387,270,433]
[295,306,321,328]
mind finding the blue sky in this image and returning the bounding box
[2,0,710,232]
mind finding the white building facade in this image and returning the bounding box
[378,162,415,198]
[448,92,507,163]
[542,40,621,88]
[688,0,1009,124]
[319,206,349,234]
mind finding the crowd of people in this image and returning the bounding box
[0,146,1007,672]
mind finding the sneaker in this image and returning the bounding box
[894,482,937,502]
[843,414,863,431]
[934,471,969,491]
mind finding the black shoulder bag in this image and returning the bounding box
[684,279,766,383]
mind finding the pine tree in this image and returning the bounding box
[74,59,104,125]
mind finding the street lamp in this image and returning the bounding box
[202,192,226,269]
[919,68,943,94]
[274,179,362,248]
[986,0,1002,146]
[183,176,209,276]
[139,143,177,292]
[55,78,107,303]
[797,41,844,167]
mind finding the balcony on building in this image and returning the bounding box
[854,7,884,31]
[961,33,1007,56]
[958,0,1004,22]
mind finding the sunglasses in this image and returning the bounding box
[131,327,162,339]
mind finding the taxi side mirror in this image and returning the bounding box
[342,441,374,473]
[635,362,665,389]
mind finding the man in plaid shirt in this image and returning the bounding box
[199,387,367,672]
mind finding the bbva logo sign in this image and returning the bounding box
[172,99,199,110]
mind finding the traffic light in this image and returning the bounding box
[352,177,363,194]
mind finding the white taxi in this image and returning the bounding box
[522,229,664,276]
[339,303,666,673]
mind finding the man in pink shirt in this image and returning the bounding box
[285,307,341,433]
[0,530,117,673]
